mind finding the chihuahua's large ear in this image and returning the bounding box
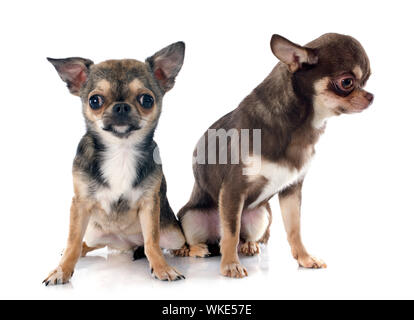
[270,35,318,73]
[146,42,185,92]
[47,57,94,95]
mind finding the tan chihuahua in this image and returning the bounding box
[44,42,186,285]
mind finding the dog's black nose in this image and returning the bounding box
[113,103,131,116]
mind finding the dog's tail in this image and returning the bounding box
[207,243,221,257]
[133,246,146,260]
[172,243,221,258]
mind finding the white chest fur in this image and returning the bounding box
[94,138,143,214]
[246,154,313,209]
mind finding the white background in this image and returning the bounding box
[0,0,413,300]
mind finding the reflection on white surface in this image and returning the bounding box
[2,219,414,300]
[1,235,406,300]
[42,245,273,296]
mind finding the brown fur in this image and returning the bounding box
[177,33,373,277]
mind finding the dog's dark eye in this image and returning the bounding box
[89,95,105,110]
[138,94,154,109]
[341,78,354,89]
[332,76,355,96]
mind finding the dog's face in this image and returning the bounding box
[48,42,185,139]
[270,33,373,117]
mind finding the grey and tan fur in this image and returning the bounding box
[175,33,374,278]
[43,42,186,285]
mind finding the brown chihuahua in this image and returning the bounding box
[175,33,373,278]
[43,42,186,285]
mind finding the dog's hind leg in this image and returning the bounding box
[81,242,105,257]
[175,184,220,258]
[239,203,271,256]
[179,208,220,258]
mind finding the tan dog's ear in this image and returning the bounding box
[270,35,318,72]
[146,42,185,93]
[47,57,94,95]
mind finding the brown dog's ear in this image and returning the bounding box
[270,35,318,72]
[47,57,94,95]
[146,42,185,93]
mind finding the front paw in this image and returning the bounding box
[43,266,74,286]
[150,264,185,281]
[297,255,327,269]
[220,261,248,278]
